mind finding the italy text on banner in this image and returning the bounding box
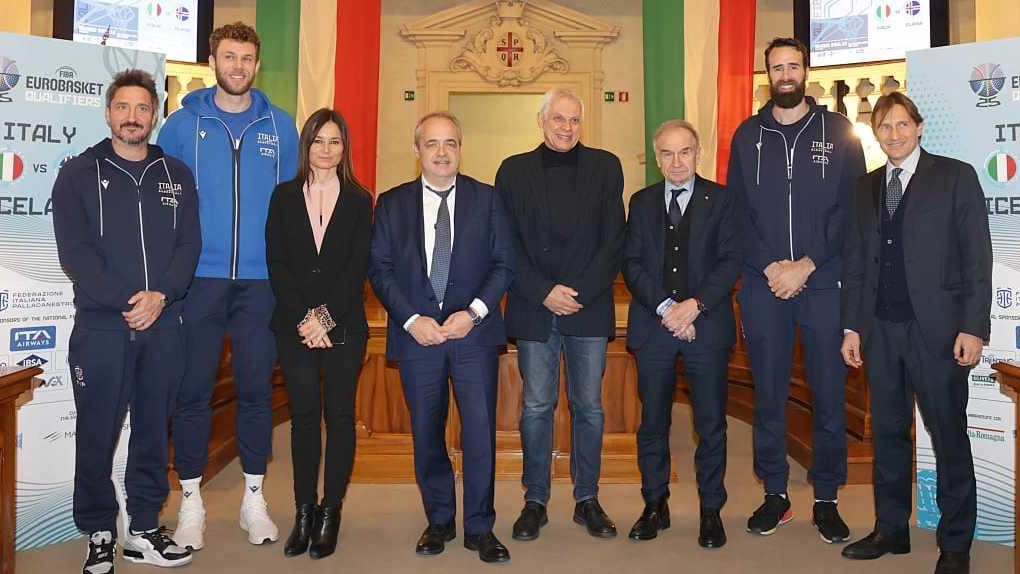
[908,37,1019,548]
[0,32,165,550]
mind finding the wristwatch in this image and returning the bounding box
[465,306,483,326]
[695,298,707,313]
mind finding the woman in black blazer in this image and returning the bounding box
[265,108,372,560]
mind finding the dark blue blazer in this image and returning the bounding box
[623,176,742,351]
[369,174,515,360]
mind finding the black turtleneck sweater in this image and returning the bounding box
[541,144,580,275]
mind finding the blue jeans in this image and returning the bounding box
[517,324,608,504]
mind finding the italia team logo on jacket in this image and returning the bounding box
[985,150,1017,184]
[0,150,24,182]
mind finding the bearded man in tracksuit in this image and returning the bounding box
[53,69,200,574]
[157,22,298,549]
[727,37,865,543]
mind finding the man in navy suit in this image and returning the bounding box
[840,92,990,574]
[623,120,741,547]
[369,111,514,563]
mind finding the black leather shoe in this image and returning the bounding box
[628,497,669,541]
[283,503,315,557]
[698,509,726,549]
[573,498,617,538]
[512,501,548,541]
[934,551,969,574]
[841,529,911,560]
[464,531,511,563]
[308,504,341,559]
[415,522,455,556]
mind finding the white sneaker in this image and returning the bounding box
[122,527,192,567]
[239,494,279,545]
[82,531,115,574]
[174,501,206,551]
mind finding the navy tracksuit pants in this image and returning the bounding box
[70,323,185,534]
[172,278,277,479]
[738,280,847,500]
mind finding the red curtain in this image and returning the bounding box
[715,0,756,184]
[334,0,381,193]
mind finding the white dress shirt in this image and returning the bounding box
[885,144,921,193]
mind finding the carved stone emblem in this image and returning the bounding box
[450,1,568,87]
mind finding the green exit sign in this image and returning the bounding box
[404,90,415,101]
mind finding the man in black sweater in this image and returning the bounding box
[496,87,625,541]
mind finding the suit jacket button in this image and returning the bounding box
[311,267,320,274]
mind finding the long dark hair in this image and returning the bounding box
[297,107,361,188]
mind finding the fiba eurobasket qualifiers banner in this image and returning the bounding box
[0,32,165,550]
[907,37,1018,547]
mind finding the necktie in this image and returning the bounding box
[428,185,453,305]
[669,187,688,227]
[886,167,903,216]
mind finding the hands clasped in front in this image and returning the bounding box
[408,311,476,347]
[662,298,699,342]
[298,305,338,349]
[122,290,166,331]
[764,257,815,300]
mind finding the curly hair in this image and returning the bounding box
[209,21,261,59]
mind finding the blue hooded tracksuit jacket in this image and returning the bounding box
[727,96,866,289]
[157,87,298,280]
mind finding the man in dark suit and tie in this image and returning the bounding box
[623,120,741,547]
[840,92,992,574]
[496,88,626,541]
[369,111,514,563]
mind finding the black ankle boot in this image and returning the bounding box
[308,503,341,559]
[283,504,315,557]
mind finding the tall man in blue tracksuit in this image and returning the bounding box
[53,69,200,574]
[157,22,298,549]
[727,37,865,543]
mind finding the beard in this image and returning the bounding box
[770,80,806,109]
[215,67,255,96]
[112,123,151,146]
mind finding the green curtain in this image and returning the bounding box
[255,0,300,117]
[642,0,686,185]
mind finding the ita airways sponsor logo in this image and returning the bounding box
[0,149,24,183]
[985,150,1017,184]
[10,325,56,351]
[0,56,19,103]
[970,63,1006,108]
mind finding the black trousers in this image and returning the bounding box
[277,330,367,507]
[865,319,976,553]
[634,327,730,509]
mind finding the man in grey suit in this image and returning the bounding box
[840,92,992,574]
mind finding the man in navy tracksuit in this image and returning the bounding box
[53,69,200,574]
[157,22,298,549]
[727,37,865,543]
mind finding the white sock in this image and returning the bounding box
[815,499,838,504]
[180,477,203,507]
[243,473,265,500]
